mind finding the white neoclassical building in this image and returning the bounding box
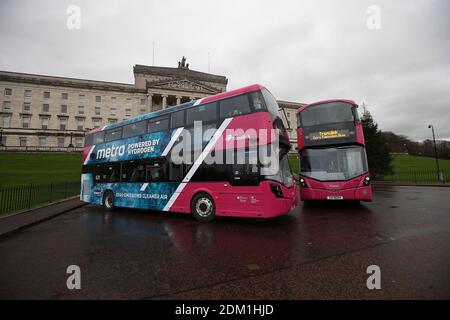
[0,58,302,151]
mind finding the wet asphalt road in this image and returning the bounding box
[0,184,449,299]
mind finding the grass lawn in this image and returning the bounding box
[384,155,450,182]
[389,154,450,171]
[0,152,82,186]
[288,154,300,176]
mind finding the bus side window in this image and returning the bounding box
[297,113,302,128]
[123,121,147,139]
[219,94,251,119]
[148,117,169,133]
[93,131,105,144]
[186,102,217,126]
[168,161,183,181]
[94,164,120,183]
[171,110,185,128]
[250,91,266,111]
[146,161,167,182]
[84,134,93,147]
[121,161,145,182]
[105,128,122,142]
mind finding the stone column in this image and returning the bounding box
[162,94,168,109]
[147,93,153,112]
[176,95,181,105]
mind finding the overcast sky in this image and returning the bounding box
[0,0,449,141]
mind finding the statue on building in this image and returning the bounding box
[178,56,189,69]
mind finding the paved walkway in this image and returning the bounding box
[0,197,86,238]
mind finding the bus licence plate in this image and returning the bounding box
[327,196,343,200]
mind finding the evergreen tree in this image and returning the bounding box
[361,108,393,179]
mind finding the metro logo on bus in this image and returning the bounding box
[86,131,171,164]
[308,129,351,141]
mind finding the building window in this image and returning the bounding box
[126,98,132,109]
[57,137,65,148]
[111,97,117,105]
[61,93,68,100]
[4,88,12,96]
[93,118,101,128]
[2,115,11,128]
[43,91,50,99]
[22,116,31,128]
[77,118,84,131]
[79,94,85,102]
[140,98,146,105]
[41,117,49,129]
[59,118,67,130]
[61,105,67,113]
[95,106,101,115]
[2,101,11,112]
[1,135,6,146]
[38,137,46,146]
[78,106,84,114]
[75,137,83,148]
[125,108,132,117]
[42,104,50,112]
[23,102,31,112]
[19,137,27,147]
[24,90,32,98]
[95,96,101,103]
[109,119,117,124]
[110,106,116,116]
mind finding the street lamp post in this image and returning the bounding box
[67,132,74,152]
[428,125,440,181]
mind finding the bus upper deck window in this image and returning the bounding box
[105,128,122,142]
[171,110,185,128]
[187,102,217,125]
[84,134,93,147]
[93,132,105,144]
[219,95,250,119]
[148,117,169,133]
[250,91,266,111]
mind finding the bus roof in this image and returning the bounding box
[297,99,356,113]
[85,83,265,135]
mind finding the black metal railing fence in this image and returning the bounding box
[0,181,80,215]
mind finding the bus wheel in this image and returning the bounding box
[103,191,115,211]
[191,193,215,222]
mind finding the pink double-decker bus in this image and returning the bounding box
[80,84,297,221]
[296,99,372,202]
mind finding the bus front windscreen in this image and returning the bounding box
[299,102,354,127]
[300,146,368,181]
[265,153,295,187]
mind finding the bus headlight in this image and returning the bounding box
[300,178,307,188]
[270,184,284,198]
[364,176,370,186]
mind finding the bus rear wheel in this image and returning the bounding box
[191,193,216,222]
[103,191,115,211]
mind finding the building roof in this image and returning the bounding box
[133,64,228,85]
[0,70,144,93]
[277,100,306,110]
